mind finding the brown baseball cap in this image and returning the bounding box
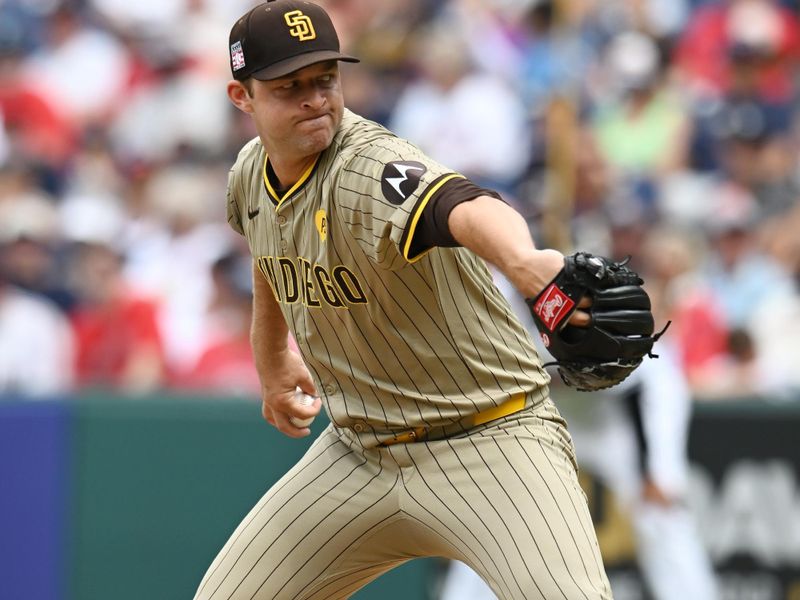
[229,0,359,81]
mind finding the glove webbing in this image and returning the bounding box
[541,319,672,369]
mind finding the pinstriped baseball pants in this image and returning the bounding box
[193,398,612,600]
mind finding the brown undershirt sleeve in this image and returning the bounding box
[407,178,504,257]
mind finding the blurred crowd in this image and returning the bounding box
[1,0,799,401]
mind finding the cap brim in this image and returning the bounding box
[251,50,359,80]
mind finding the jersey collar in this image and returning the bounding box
[262,153,320,209]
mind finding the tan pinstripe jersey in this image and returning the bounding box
[227,109,550,439]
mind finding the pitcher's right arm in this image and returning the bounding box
[251,260,320,438]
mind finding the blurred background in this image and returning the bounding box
[1,0,800,598]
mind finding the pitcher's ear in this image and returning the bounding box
[227,79,254,114]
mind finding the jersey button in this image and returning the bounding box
[353,423,364,432]
[279,239,288,250]
[277,215,287,225]
[324,384,336,395]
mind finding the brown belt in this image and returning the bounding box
[377,393,527,447]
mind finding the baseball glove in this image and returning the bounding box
[526,252,668,392]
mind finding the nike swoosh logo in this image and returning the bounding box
[248,207,260,219]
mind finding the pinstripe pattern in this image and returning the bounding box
[226,110,550,446]
[194,399,611,600]
[204,109,611,598]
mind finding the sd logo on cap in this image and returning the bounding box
[228,0,359,81]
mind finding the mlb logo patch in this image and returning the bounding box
[230,41,245,71]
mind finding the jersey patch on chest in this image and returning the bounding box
[380,161,426,205]
[315,209,328,242]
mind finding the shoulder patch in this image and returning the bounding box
[380,161,426,205]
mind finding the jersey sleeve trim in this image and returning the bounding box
[401,173,465,263]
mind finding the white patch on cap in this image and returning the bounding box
[231,40,245,71]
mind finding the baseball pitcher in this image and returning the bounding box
[193,1,661,598]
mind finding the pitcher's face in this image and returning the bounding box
[248,61,344,160]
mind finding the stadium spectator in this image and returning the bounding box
[389,21,530,192]
[702,185,795,329]
[119,165,236,374]
[591,31,690,180]
[67,240,166,394]
[23,3,132,128]
[0,165,72,310]
[640,226,731,395]
[674,0,800,101]
[174,249,260,396]
[0,30,76,176]
[61,195,166,393]
[684,11,800,214]
[0,275,75,398]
